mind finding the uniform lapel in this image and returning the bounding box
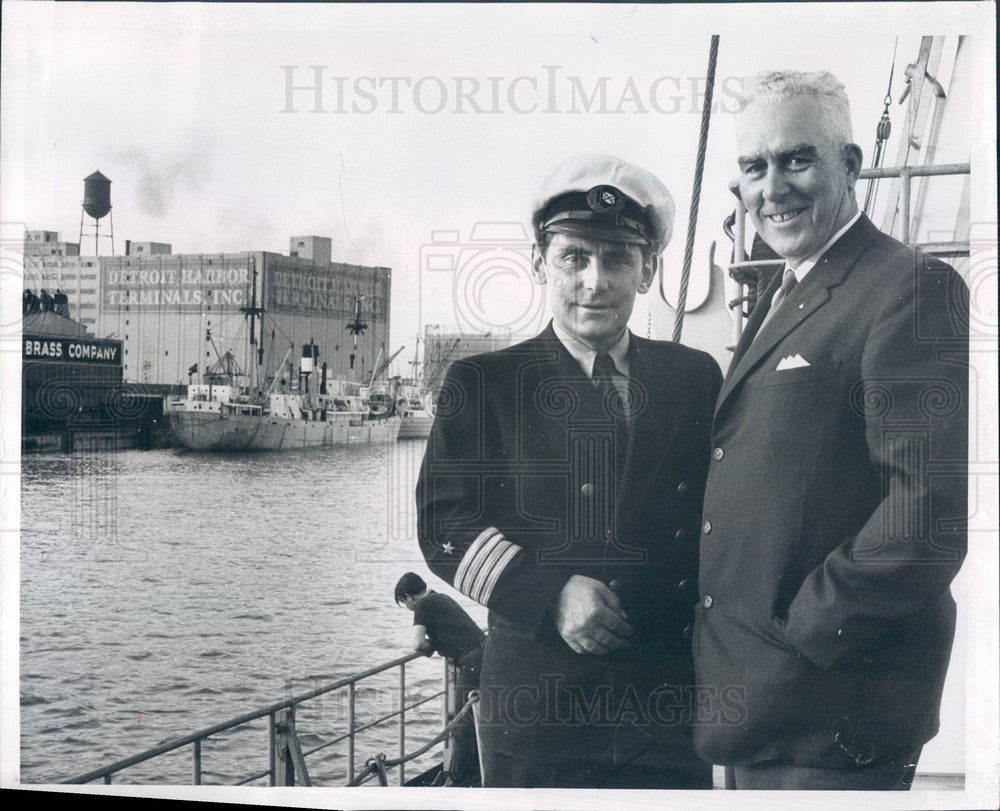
[715,215,880,420]
[618,336,681,514]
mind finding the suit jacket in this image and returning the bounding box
[693,215,969,769]
[417,323,722,764]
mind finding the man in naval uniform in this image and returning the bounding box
[693,70,969,790]
[416,154,722,788]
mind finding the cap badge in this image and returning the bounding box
[586,185,624,213]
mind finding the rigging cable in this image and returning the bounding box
[669,34,719,343]
[864,37,898,216]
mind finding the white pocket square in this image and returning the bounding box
[776,354,810,370]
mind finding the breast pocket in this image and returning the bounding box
[762,361,838,388]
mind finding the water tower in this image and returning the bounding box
[79,170,115,255]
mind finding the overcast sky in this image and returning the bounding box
[1,2,991,370]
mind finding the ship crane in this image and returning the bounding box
[345,294,368,371]
[369,345,406,386]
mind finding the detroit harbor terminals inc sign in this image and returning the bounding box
[101,264,250,311]
[99,257,385,317]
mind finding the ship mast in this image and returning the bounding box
[240,255,265,392]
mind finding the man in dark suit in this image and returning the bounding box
[693,70,969,790]
[417,154,722,788]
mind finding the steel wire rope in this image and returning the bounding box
[670,34,719,343]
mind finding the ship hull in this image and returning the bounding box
[169,411,400,451]
[398,411,433,439]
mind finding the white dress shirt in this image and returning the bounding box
[787,210,862,282]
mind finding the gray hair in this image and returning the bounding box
[738,70,854,148]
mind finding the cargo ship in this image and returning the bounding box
[168,378,400,452]
[169,264,401,451]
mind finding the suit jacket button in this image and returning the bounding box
[702,595,714,608]
[712,447,725,461]
[674,528,687,541]
[581,483,594,497]
[676,481,689,496]
[702,520,712,535]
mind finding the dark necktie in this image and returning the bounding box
[756,268,798,337]
[592,352,628,488]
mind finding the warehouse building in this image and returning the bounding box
[95,235,391,386]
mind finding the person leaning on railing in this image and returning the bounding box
[394,572,485,787]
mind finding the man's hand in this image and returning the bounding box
[553,575,633,655]
[412,625,434,656]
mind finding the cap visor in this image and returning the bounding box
[543,221,648,246]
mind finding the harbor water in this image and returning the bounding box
[19,440,486,785]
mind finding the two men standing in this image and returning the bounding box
[415,69,968,791]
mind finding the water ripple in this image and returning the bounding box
[19,442,485,784]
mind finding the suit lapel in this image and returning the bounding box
[715,215,880,419]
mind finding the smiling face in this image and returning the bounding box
[532,233,654,350]
[736,94,862,266]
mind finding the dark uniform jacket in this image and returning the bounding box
[417,323,722,766]
[694,215,969,769]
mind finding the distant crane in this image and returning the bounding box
[423,337,462,391]
[368,345,406,386]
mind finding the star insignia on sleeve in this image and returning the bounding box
[441,542,455,555]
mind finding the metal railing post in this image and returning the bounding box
[273,707,295,786]
[267,712,276,786]
[347,681,356,784]
[398,662,406,785]
[193,739,202,785]
[732,198,748,347]
[901,170,912,243]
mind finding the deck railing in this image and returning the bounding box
[62,652,449,787]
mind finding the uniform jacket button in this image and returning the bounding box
[712,447,725,461]
[702,520,712,535]
[580,482,594,496]
[702,595,714,608]
[676,481,689,495]
[674,528,687,540]
[609,579,622,591]
[677,579,689,591]
[682,624,693,639]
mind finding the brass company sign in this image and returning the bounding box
[23,337,121,365]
